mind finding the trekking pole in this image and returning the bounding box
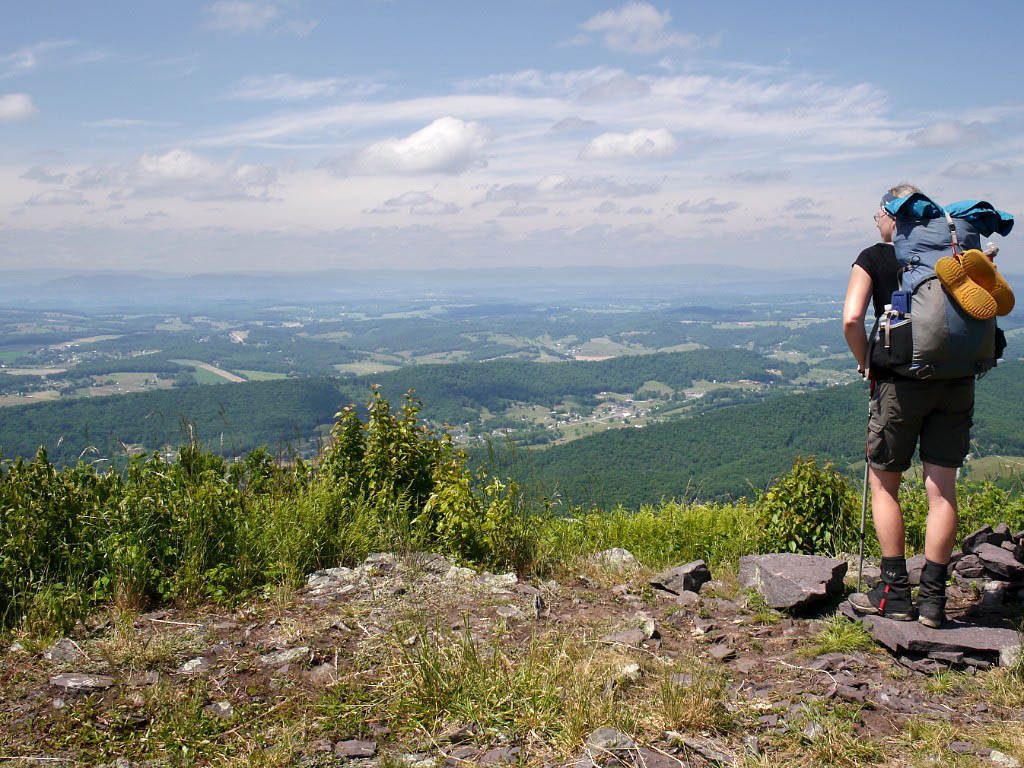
[856,376,875,593]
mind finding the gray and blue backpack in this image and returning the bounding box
[869,193,1014,379]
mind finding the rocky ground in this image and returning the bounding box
[1,546,1023,768]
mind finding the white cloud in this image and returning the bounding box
[25,189,88,206]
[85,118,175,128]
[204,1,278,32]
[499,205,548,217]
[578,74,650,103]
[783,197,814,212]
[347,117,489,175]
[593,201,617,213]
[580,2,701,54]
[579,128,677,160]
[1,41,74,77]
[458,66,624,97]
[20,166,66,184]
[73,148,277,201]
[550,117,597,132]
[378,190,462,215]
[730,169,789,184]
[282,20,318,38]
[0,93,38,121]
[676,198,738,214]
[481,175,660,204]
[908,121,988,148]
[941,160,1012,179]
[229,74,383,101]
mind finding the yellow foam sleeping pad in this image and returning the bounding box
[960,248,1015,316]
[935,254,998,320]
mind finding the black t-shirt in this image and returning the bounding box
[853,243,899,318]
[853,242,900,380]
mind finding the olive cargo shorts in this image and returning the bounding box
[867,377,975,472]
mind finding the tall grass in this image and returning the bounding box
[3,389,1023,634]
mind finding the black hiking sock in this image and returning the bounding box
[866,556,913,613]
[917,559,948,626]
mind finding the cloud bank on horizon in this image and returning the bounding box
[0,0,1022,272]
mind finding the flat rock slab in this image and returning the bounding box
[256,646,310,668]
[335,740,377,758]
[49,673,114,692]
[649,560,711,595]
[841,603,1021,666]
[43,638,85,664]
[974,543,1024,580]
[738,554,847,609]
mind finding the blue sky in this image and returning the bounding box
[1,1,1021,273]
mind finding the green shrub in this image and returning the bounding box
[756,456,858,555]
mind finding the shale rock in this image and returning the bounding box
[840,604,1021,667]
[49,673,114,693]
[973,543,1024,580]
[649,560,711,595]
[738,553,847,609]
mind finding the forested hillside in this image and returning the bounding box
[500,360,1024,505]
[0,378,342,465]
[343,348,805,425]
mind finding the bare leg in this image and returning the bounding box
[922,462,958,564]
[870,467,904,557]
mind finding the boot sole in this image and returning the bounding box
[962,249,1015,315]
[847,596,916,622]
[918,615,944,629]
[935,256,998,320]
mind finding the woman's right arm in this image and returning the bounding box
[843,265,873,376]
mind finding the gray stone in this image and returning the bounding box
[990,750,1022,768]
[585,726,636,757]
[49,673,114,692]
[305,663,338,686]
[479,572,519,592]
[601,629,648,647]
[335,740,377,758]
[983,581,1009,609]
[43,638,85,664]
[955,553,983,573]
[634,746,686,768]
[842,605,1021,666]
[974,543,1024,580]
[618,662,642,682]
[176,657,210,675]
[589,548,639,571]
[858,564,881,588]
[496,605,524,620]
[256,646,310,668]
[205,700,234,720]
[906,553,927,586]
[649,560,712,595]
[707,643,735,662]
[674,590,699,607]
[948,741,975,754]
[478,746,521,765]
[738,553,847,609]
[964,525,1011,553]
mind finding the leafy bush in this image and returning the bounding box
[756,456,859,555]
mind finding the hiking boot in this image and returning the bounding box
[917,559,948,629]
[849,583,916,621]
[848,556,916,621]
[961,248,1015,316]
[935,256,998,319]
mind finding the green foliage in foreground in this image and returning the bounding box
[4,390,1024,634]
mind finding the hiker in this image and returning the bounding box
[841,183,965,628]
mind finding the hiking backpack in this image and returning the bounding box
[869,193,1014,379]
